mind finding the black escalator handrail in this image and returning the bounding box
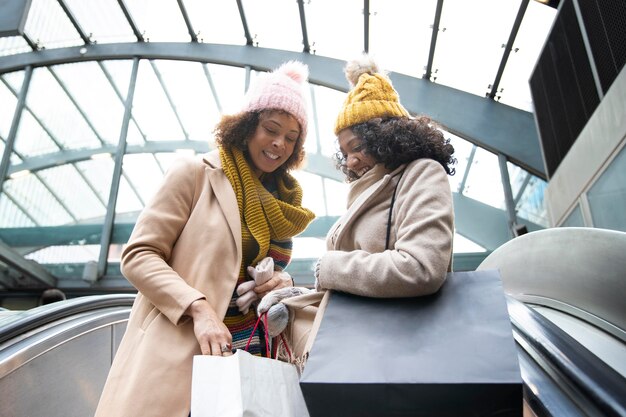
[0,294,136,345]
[507,296,626,417]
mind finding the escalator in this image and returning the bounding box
[0,295,134,417]
[1,292,624,416]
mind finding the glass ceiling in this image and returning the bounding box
[0,0,557,289]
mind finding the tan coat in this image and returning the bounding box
[318,159,454,297]
[95,151,242,417]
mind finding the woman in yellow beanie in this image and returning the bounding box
[314,54,456,297]
[257,55,457,367]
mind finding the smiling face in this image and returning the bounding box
[337,128,377,179]
[246,111,301,176]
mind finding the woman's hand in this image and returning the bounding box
[185,299,233,356]
[253,270,293,298]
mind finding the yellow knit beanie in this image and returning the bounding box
[334,55,410,135]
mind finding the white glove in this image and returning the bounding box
[257,286,314,314]
[266,303,289,337]
[235,257,274,314]
[257,287,314,336]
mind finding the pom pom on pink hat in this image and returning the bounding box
[241,61,309,141]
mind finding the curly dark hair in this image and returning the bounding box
[213,110,306,172]
[334,116,456,182]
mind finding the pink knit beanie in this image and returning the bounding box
[242,61,309,141]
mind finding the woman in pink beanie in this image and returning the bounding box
[95,61,315,417]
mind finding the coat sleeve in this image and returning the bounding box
[121,156,207,325]
[318,160,454,297]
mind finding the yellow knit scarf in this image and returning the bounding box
[219,146,315,267]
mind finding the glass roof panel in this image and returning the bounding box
[208,63,246,115]
[154,152,182,172]
[497,2,557,111]
[52,62,125,145]
[25,244,100,264]
[25,67,102,150]
[38,164,106,221]
[324,178,349,216]
[0,36,31,57]
[1,71,24,96]
[517,177,548,226]
[304,85,321,154]
[0,79,18,139]
[126,120,146,145]
[292,237,325,259]
[75,158,114,203]
[184,0,243,45]
[305,0,363,60]
[453,232,487,252]
[369,0,436,77]
[114,175,143,215]
[461,147,504,209]
[0,193,36,227]
[3,174,74,226]
[100,60,133,101]
[23,0,83,49]
[242,0,303,51]
[63,0,136,44]
[13,110,60,157]
[122,0,189,42]
[121,153,165,204]
[131,60,185,141]
[446,133,474,193]
[432,0,521,97]
[152,60,219,143]
[291,170,326,216]
[311,84,347,157]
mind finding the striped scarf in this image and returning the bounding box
[220,146,315,354]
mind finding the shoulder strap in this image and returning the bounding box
[386,169,405,250]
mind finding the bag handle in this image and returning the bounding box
[244,312,271,358]
[385,169,405,250]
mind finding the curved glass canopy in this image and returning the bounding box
[0,0,556,290]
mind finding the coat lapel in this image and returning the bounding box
[331,164,406,250]
[203,152,242,261]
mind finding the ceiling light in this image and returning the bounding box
[9,170,31,179]
[91,152,112,160]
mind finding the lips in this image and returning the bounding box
[356,166,371,177]
[263,150,280,160]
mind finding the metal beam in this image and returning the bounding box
[0,192,545,251]
[202,63,222,113]
[457,144,476,194]
[571,0,603,99]
[177,0,198,42]
[488,0,528,99]
[0,43,545,177]
[236,0,253,46]
[118,0,144,42]
[0,66,32,193]
[43,252,490,289]
[499,153,517,238]
[0,240,57,288]
[297,0,310,53]
[7,141,210,175]
[363,0,370,53]
[56,0,91,44]
[149,60,190,140]
[98,57,139,278]
[424,0,444,80]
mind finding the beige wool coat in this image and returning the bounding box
[318,159,454,297]
[95,151,243,417]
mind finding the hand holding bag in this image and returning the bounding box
[191,313,310,417]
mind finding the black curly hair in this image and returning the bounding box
[334,116,456,182]
[213,109,306,172]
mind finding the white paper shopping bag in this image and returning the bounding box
[191,349,309,417]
